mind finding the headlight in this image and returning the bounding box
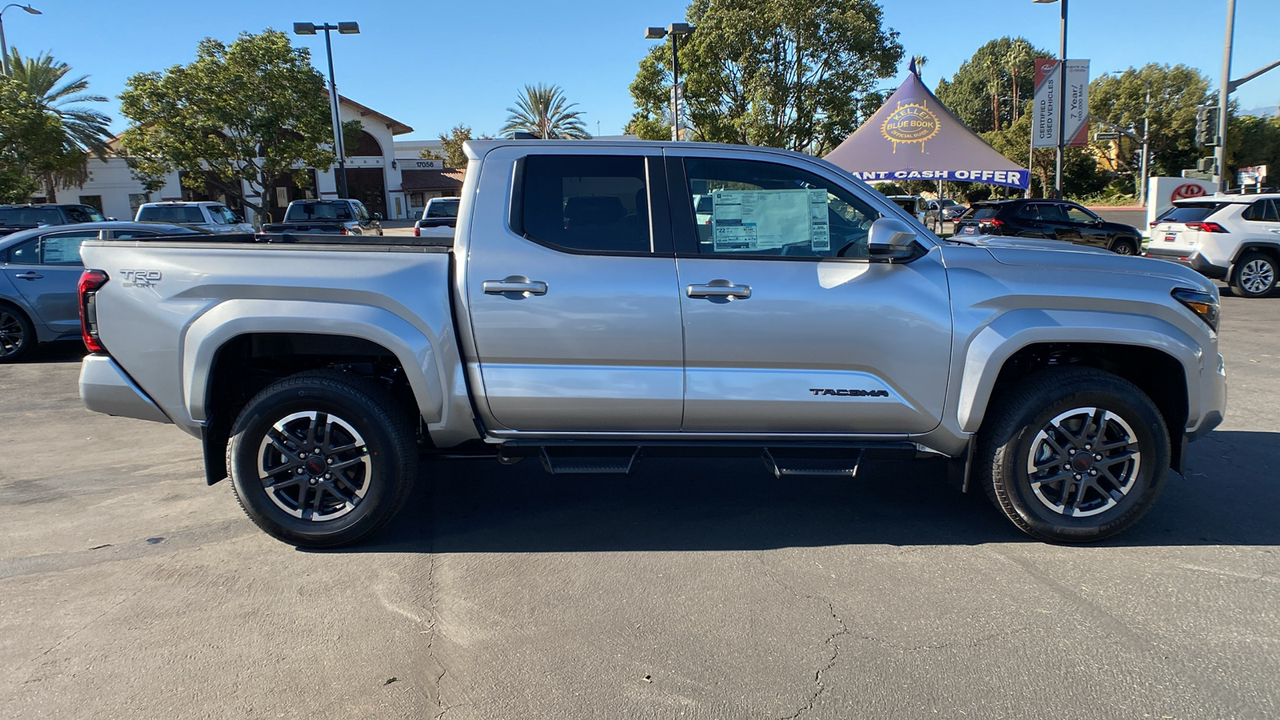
[1171,287,1219,331]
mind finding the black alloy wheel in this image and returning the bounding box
[0,306,34,363]
[227,370,417,548]
[978,367,1169,543]
[1110,238,1138,255]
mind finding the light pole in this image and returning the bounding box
[293,21,359,198]
[1214,0,1235,192]
[0,3,41,76]
[645,23,695,141]
[1033,0,1067,199]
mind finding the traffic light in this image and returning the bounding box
[1196,156,1218,174]
[1195,105,1218,147]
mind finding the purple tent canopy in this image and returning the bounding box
[824,70,1030,190]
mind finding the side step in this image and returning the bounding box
[762,448,862,479]
[539,447,640,475]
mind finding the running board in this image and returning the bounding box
[496,440,919,478]
[762,448,862,479]
[539,447,640,475]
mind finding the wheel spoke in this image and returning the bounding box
[264,475,303,492]
[266,430,302,462]
[1098,449,1137,467]
[330,455,367,471]
[1063,477,1090,515]
[1029,469,1072,489]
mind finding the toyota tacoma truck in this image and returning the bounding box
[77,140,1227,548]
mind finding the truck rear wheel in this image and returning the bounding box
[227,370,417,548]
[978,367,1169,543]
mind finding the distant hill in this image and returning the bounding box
[1243,106,1279,118]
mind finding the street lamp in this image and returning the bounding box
[645,22,695,141]
[294,21,360,198]
[1033,0,1067,200]
[0,3,41,76]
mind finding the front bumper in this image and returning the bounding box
[1143,246,1229,280]
[79,354,172,424]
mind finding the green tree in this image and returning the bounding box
[627,0,902,154]
[1088,64,1212,182]
[420,124,480,168]
[3,48,113,201]
[936,37,1051,134]
[501,84,590,139]
[118,30,361,222]
[982,113,1106,199]
[0,82,65,202]
[1228,113,1280,181]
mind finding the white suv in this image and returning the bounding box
[1145,193,1280,298]
[135,201,254,234]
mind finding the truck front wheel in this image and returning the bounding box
[227,370,417,548]
[978,367,1170,543]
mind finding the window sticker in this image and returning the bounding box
[711,188,829,252]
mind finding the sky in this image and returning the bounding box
[8,0,1279,144]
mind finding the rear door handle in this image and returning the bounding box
[483,276,548,296]
[687,279,752,300]
[14,272,43,280]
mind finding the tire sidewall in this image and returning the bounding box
[0,305,34,363]
[229,382,404,545]
[990,380,1169,543]
[1232,252,1277,298]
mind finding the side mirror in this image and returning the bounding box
[106,216,117,221]
[233,214,245,223]
[867,217,918,259]
[373,212,383,221]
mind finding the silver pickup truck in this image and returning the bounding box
[77,140,1227,548]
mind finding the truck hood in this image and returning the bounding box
[963,234,1217,295]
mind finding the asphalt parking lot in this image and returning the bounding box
[1,288,1277,719]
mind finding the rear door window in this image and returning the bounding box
[515,155,651,254]
[681,157,879,259]
[1242,199,1279,222]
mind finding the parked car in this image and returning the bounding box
[0,222,206,362]
[262,199,382,236]
[0,203,108,238]
[414,197,459,238]
[953,199,1144,255]
[1144,193,1280,298]
[885,195,927,224]
[928,198,967,222]
[135,201,254,234]
[78,139,1224,549]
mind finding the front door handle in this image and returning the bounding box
[14,272,43,280]
[687,279,752,300]
[483,276,548,296]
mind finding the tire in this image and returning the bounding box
[1230,251,1277,298]
[977,367,1169,543]
[0,305,35,363]
[1110,238,1138,255]
[227,370,418,548]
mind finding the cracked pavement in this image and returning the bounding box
[1,288,1277,719]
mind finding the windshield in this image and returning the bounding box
[1158,202,1228,224]
[137,205,206,224]
[426,199,459,218]
[285,202,352,221]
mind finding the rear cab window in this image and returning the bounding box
[138,205,206,224]
[514,155,652,254]
[426,199,459,218]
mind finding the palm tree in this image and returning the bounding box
[4,48,113,200]
[1005,40,1032,123]
[501,83,591,139]
[982,55,1001,132]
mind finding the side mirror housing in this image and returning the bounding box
[373,212,383,221]
[867,217,919,260]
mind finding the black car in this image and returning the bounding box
[952,199,1143,255]
[0,203,108,237]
